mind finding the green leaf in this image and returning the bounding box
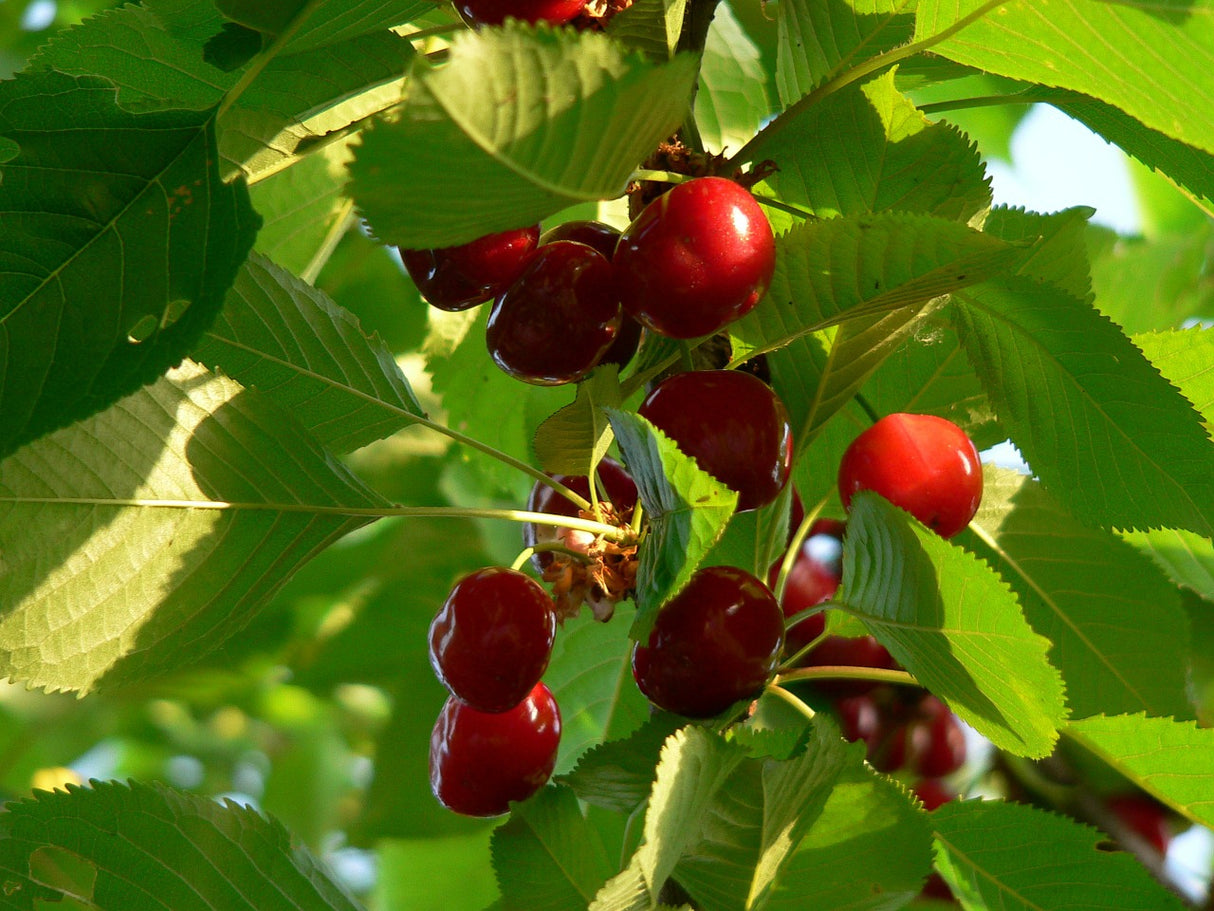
[492,786,616,911]
[775,0,914,105]
[606,0,688,60]
[0,70,259,459]
[376,833,500,911]
[745,71,991,226]
[545,604,652,775]
[193,252,424,453]
[1065,714,1214,829]
[606,411,737,638]
[963,467,1192,720]
[695,3,770,155]
[930,798,1185,910]
[840,492,1066,757]
[534,368,623,476]
[731,213,1019,451]
[952,276,1214,536]
[560,714,688,814]
[915,0,1214,155]
[0,360,385,694]
[0,780,361,911]
[1123,526,1214,603]
[1134,327,1214,428]
[217,0,433,54]
[349,22,700,247]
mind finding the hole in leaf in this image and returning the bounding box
[126,315,158,344]
[160,298,191,330]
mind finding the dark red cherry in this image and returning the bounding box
[429,682,561,817]
[1107,794,1172,855]
[771,519,846,657]
[638,370,792,511]
[399,225,539,311]
[523,458,638,572]
[838,413,983,539]
[429,567,557,713]
[912,778,956,812]
[486,241,622,385]
[631,565,784,718]
[614,177,775,339]
[908,696,967,778]
[540,220,620,259]
[802,635,898,697]
[456,0,587,26]
[835,694,881,749]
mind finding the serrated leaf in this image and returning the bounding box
[745,71,991,226]
[193,252,424,453]
[560,714,688,814]
[930,798,1185,910]
[217,0,433,54]
[545,604,652,775]
[963,467,1192,720]
[492,786,616,911]
[731,213,1019,451]
[605,411,737,637]
[0,780,361,911]
[915,0,1214,156]
[695,3,770,154]
[1123,527,1214,603]
[840,493,1066,757]
[534,368,623,476]
[1134,327,1214,428]
[0,69,259,460]
[606,0,687,60]
[349,23,700,247]
[1065,714,1214,829]
[775,0,914,105]
[952,276,1214,536]
[0,360,385,693]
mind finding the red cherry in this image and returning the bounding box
[802,635,898,697]
[913,778,956,812]
[771,519,845,657]
[838,413,983,539]
[638,370,792,511]
[523,458,638,572]
[456,0,587,26]
[835,694,881,749]
[429,567,557,713]
[486,241,622,385]
[614,177,775,339]
[429,682,562,817]
[631,566,785,718]
[1107,794,1172,855]
[541,220,621,258]
[909,697,967,778]
[399,225,539,311]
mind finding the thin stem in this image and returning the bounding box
[728,0,1014,168]
[630,168,693,186]
[854,393,881,425]
[775,666,919,688]
[771,494,829,604]
[300,200,356,285]
[750,193,816,221]
[765,683,817,722]
[918,90,1049,116]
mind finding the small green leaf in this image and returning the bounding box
[607,0,688,59]
[606,410,737,638]
[349,22,700,247]
[194,252,424,453]
[695,3,770,154]
[931,798,1186,910]
[534,368,623,476]
[560,713,688,813]
[0,780,362,911]
[840,493,1067,757]
[1065,714,1214,829]
[492,786,616,911]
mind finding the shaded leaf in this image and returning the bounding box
[695,3,770,154]
[216,0,433,54]
[534,368,623,476]
[607,0,687,60]
[560,714,688,814]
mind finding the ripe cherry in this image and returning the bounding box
[631,565,784,718]
[1107,794,1172,855]
[907,696,967,778]
[638,370,792,511]
[912,778,956,812]
[838,413,982,539]
[429,567,557,713]
[399,225,539,311]
[835,694,881,750]
[540,220,621,258]
[486,240,622,385]
[614,177,775,339]
[429,682,562,817]
[771,518,845,657]
[523,458,638,572]
[456,0,587,26]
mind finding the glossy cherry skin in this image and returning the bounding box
[632,565,784,718]
[399,225,539,311]
[457,0,587,26]
[1107,794,1172,855]
[429,567,557,713]
[614,177,775,339]
[838,413,983,539]
[638,370,792,511]
[429,682,561,817]
[541,220,621,259]
[486,241,622,385]
[771,518,846,657]
[523,458,638,572]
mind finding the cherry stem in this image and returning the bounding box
[750,193,815,221]
[774,666,919,688]
[512,542,595,572]
[765,683,818,722]
[630,168,693,186]
[770,494,831,604]
[855,394,881,425]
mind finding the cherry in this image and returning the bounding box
[614,177,775,339]
[429,682,562,817]
[835,694,881,750]
[486,240,622,385]
[429,567,557,713]
[1107,794,1172,855]
[838,413,983,539]
[638,370,792,511]
[540,220,620,259]
[456,0,587,26]
[399,225,539,311]
[631,565,784,718]
[907,696,967,778]
[801,634,898,697]
[771,518,846,657]
[523,458,638,572]
[912,778,956,812]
